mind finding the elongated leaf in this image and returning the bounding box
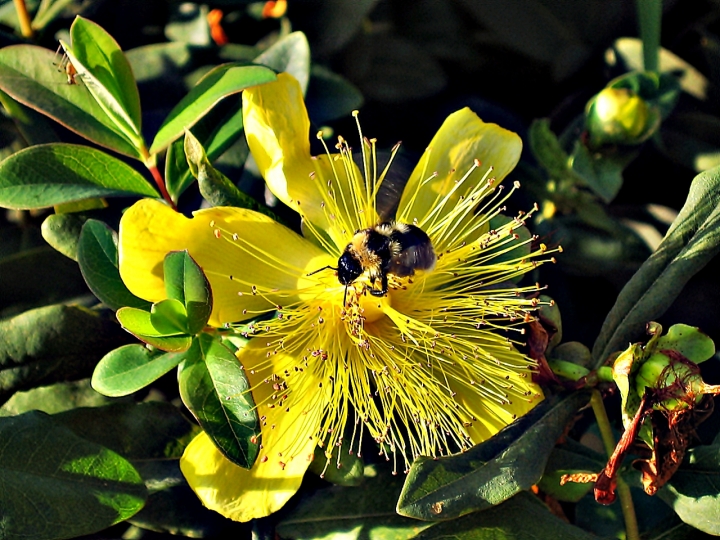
[165,99,246,201]
[163,250,212,334]
[413,492,597,540]
[659,444,720,535]
[92,343,193,397]
[41,212,86,260]
[254,31,310,93]
[277,463,431,539]
[149,63,275,154]
[0,304,133,406]
[55,401,196,460]
[592,166,720,365]
[68,16,142,139]
[61,17,144,150]
[77,219,151,311]
[397,392,590,520]
[178,334,260,468]
[0,45,141,158]
[0,411,146,540]
[0,143,158,209]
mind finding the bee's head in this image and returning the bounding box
[337,251,363,285]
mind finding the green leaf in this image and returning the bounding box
[54,401,196,460]
[62,16,144,151]
[413,492,597,540]
[40,212,86,260]
[529,118,572,180]
[655,324,716,364]
[0,143,158,210]
[163,250,212,334]
[308,444,365,487]
[592,165,720,365]
[165,100,248,201]
[128,460,232,537]
[538,440,605,503]
[77,219,152,311]
[306,64,364,124]
[0,305,133,406]
[0,45,142,159]
[570,140,637,203]
[92,343,194,397]
[254,31,311,93]
[396,392,590,520]
[178,334,260,469]
[151,299,188,334]
[0,411,146,540]
[0,245,89,317]
[659,444,720,535]
[116,307,192,352]
[0,379,114,416]
[184,129,255,208]
[277,463,432,539]
[149,64,276,154]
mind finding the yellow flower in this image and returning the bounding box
[119,73,553,522]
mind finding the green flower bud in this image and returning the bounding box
[586,88,650,147]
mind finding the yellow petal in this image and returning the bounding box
[118,198,332,326]
[180,341,325,522]
[396,108,522,230]
[242,73,366,248]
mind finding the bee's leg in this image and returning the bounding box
[370,274,388,297]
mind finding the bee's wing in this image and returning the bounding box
[389,242,437,277]
[374,151,415,221]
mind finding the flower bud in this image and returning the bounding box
[586,88,650,147]
[634,351,706,411]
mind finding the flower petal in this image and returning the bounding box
[180,341,325,522]
[242,73,366,248]
[396,108,522,229]
[118,198,332,326]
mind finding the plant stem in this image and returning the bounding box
[590,390,640,540]
[148,164,176,209]
[13,0,33,39]
[637,0,662,74]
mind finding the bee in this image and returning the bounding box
[312,221,436,306]
[309,151,436,305]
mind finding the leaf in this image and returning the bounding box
[151,298,188,334]
[306,64,364,124]
[0,379,114,416]
[0,411,146,540]
[91,343,193,398]
[0,45,141,158]
[128,460,234,537]
[655,324,716,364]
[40,212,86,260]
[0,245,89,317]
[308,444,365,487]
[116,307,192,352]
[66,16,142,143]
[570,141,637,203]
[396,391,590,520]
[658,444,720,535]
[0,305,133,406]
[277,463,431,540]
[149,63,276,154]
[54,401,196,460]
[529,118,573,180]
[163,250,212,334]
[538,440,605,503]
[413,492,597,540]
[184,129,256,208]
[178,334,260,469]
[165,98,246,201]
[0,143,158,210]
[254,31,311,93]
[592,166,720,365]
[77,219,152,311]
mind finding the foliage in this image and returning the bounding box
[1,1,720,539]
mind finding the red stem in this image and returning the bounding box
[148,164,176,209]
